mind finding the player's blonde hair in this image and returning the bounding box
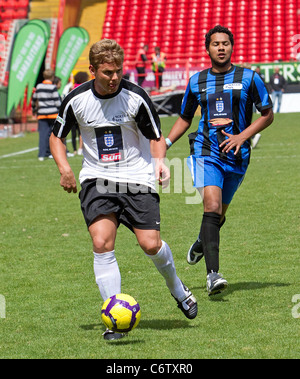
[89,39,124,70]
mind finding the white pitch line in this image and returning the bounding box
[0,147,38,159]
[0,138,72,159]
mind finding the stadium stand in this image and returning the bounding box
[1,0,300,122]
[1,0,300,71]
[101,0,300,69]
[28,0,59,19]
[72,0,107,73]
[0,0,29,19]
[0,0,30,86]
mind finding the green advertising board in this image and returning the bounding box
[251,61,300,83]
[55,27,89,95]
[7,20,50,116]
[6,23,88,117]
[26,20,50,105]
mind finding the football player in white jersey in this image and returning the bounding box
[50,39,197,340]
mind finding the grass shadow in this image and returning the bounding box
[79,323,146,344]
[80,318,192,333]
[191,281,291,301]
[225,281,290,294]
[138,318,192,330]
[79,319,192,345]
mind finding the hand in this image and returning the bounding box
[60,170,77,193]
[155,159,170,189]
[219,130,246,155]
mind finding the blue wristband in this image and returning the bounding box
[165,138,172,148]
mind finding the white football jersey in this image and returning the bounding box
[53,79,161,191]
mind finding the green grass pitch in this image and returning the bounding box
[0,113,299,359]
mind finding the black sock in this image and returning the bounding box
[219,215,226,228]
[198,216,226,240]
[200,212,221,274]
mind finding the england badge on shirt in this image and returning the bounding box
[216,98,224,113]
[104,133,114,147]
[208,92,232,127]
[95,126,123,163]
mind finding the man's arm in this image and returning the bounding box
[166,116,192,149]
[49,133,77,193]
[150,135,170,188]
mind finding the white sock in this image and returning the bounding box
[93,251,121,302]
[145,241,186,301]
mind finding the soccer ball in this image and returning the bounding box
[101,293,141,333]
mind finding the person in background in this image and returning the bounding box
[151,46,166,89]
[269,66,286,113]
[255,66,265,82]
[135,44,148,87]
[32,69,61,161]
[53,76,62,93]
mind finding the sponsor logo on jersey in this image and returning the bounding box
[112,113,127,122]
[223,83,243,90]
[56,116,65,126]
[101,152,122,162]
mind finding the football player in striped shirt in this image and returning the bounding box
[49,39,197,340]
[166,25,273,296]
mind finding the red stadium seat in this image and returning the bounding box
[0,20,11,32]
[1,9,14,19]
[14,8,28,18]
[1,0,16,8]
[248,55,261,63]
[102,0,299,69]
[16,0,30,7]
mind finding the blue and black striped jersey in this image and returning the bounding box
[181,65,272,164]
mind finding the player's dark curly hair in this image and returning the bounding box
[205,25,234,50]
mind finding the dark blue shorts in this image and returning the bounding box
[187,156,247,205]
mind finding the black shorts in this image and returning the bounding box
[79,179,161,231]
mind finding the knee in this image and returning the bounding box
[92,235,114,254]
[138,236,162,255]
[204,199,222,215]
